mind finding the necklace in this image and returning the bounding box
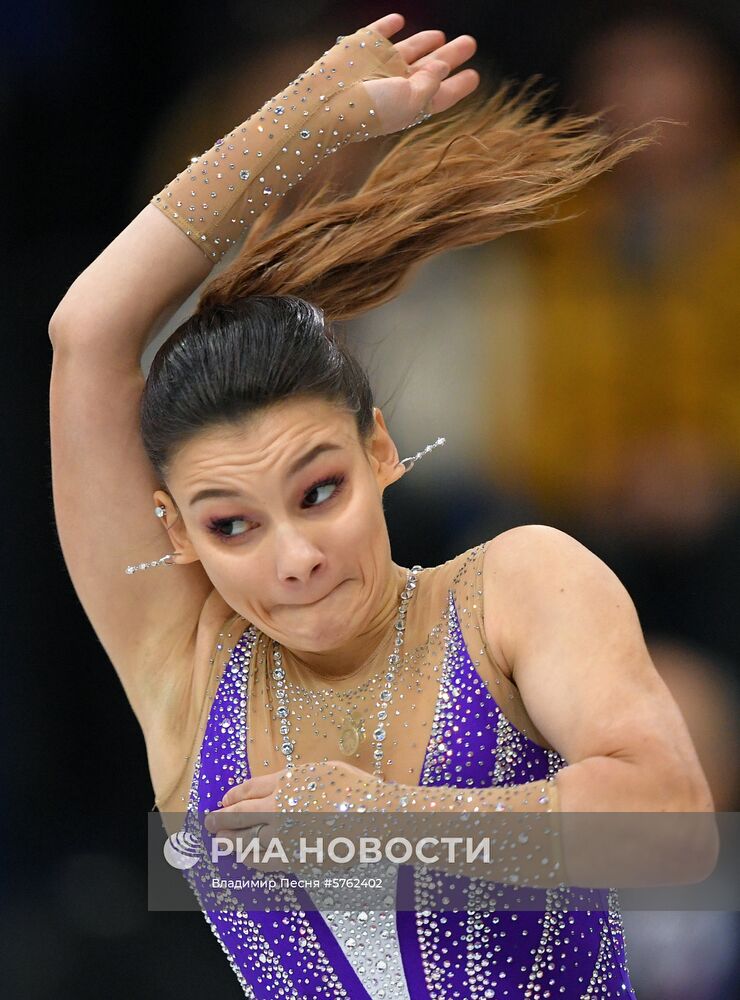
[281,672,381,757]
[271,565,423,778]
[280,633,392,756]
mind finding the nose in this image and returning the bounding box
[274,523,326,586]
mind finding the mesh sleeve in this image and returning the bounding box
[150,26,410,261]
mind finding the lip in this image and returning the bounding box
[290,580,345,607]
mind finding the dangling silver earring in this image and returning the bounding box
[124,504,177,575]
[398,436,446,472]
[125,553,176,575]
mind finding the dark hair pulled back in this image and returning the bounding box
[140,295,374,484]
[141,83,650,486]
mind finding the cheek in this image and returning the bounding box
[208,557,274,631]
[195,546,263,608]
[339,483,386,548]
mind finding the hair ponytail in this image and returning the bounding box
[198,80,653,322]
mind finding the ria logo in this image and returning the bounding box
[163,829,202,870]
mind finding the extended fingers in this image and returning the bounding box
[359,17,477,82]
[394,29,446,65]
[404,34,479,115]
[366,12,405,39]
[411,34,477,75]
[429,68,480,115]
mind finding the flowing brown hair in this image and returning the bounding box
[198,79,653,322]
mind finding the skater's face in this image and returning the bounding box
[157,397,406,652]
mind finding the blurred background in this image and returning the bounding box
[4,0,740,995]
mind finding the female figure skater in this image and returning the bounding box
[49,12,713,998]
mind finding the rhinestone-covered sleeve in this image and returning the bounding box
[270,761,566,888]
[274,760,560,814]
[150,27,409,262]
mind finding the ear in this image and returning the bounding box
[366,407,407,491]
[152,489,201,566]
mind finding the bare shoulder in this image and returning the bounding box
[483,523,604,568]
[480,524,627,674]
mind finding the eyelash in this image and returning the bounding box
[206,474,346,541]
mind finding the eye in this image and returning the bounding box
[207,516,251,539]
[206,475,346,542]
[302,475,345,508]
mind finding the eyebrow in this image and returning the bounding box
[188,443,343,507]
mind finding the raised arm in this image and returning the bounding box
[47,14,479,728]
[49,207,212,365]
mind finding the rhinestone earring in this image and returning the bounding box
[124,504,176,575]
[398,436,446,472]
[125,553,176,575]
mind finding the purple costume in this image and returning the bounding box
[181,550,637,998]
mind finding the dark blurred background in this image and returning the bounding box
[4,0,740,996]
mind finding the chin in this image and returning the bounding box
[281,605,356,650]
[287,615,353,651]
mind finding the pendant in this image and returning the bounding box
[338,714,365,756]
